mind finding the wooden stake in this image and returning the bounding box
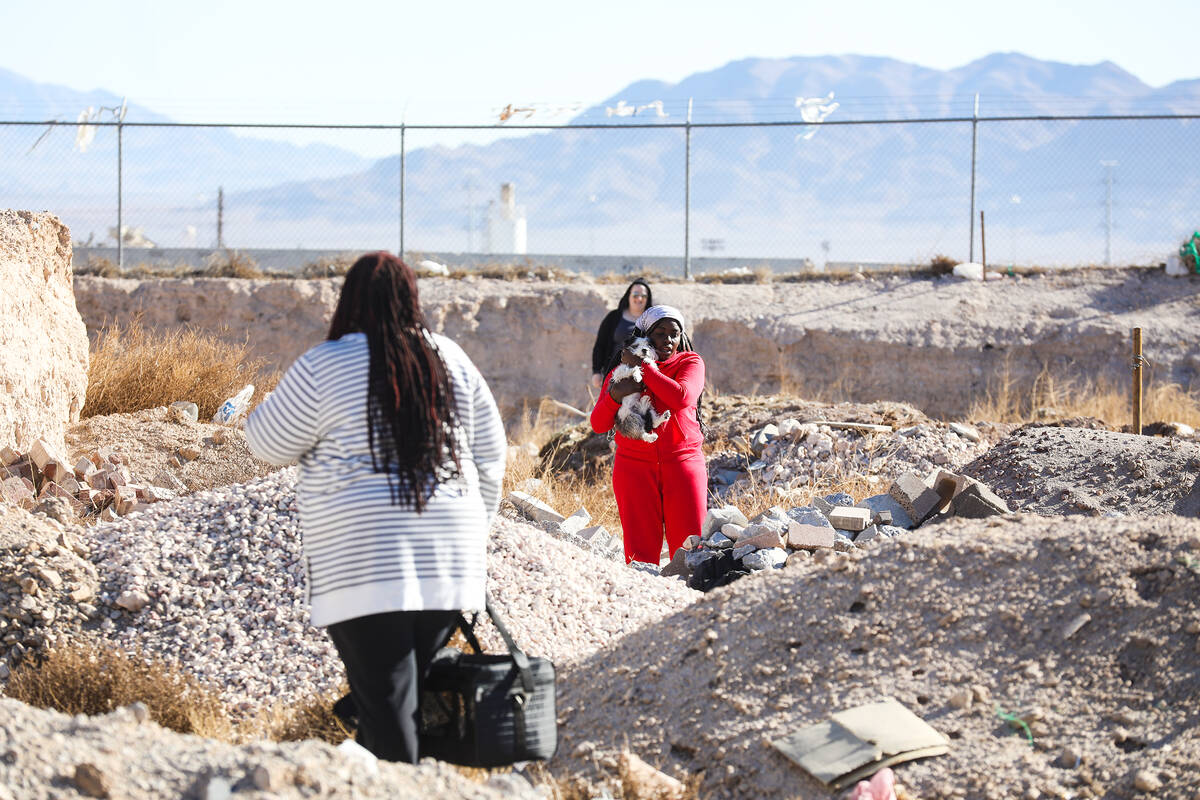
[980,210,987,276]
[1132,327,1143,435]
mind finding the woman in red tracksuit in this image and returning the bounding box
[590,305,707,564]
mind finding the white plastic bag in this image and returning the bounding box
[212,384,254,425]
[952,262,985,281]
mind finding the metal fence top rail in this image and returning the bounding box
[4,113,1200,131]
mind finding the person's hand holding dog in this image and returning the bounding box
[608,345,647,401]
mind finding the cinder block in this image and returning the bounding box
[786,523,835,550]
[933,469,977,511]
[828,506,871,532]
[888,472,943,524]
[952,483,1010,518]
[74,457,96,480]
[737,528,784,551]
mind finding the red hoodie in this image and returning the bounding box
[590,351,705,459]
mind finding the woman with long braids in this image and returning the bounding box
[590,305,708,564]
[246,252,505,763]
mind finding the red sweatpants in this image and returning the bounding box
[612,450,708,564]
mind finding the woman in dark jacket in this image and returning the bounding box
[590,278,652,389]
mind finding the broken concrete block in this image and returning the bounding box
[787,523,835,550]
[558,507,591,536]
[736,527,784,552]
[506,491,565,524]
[952,483,1010,518]
[721,523,746,541]
[750,424,779,457]
[787,505,834,529]
[86,470,109,490]
[577,524,611,548]
[888,472,943,524]
[702,505,749,537]
[56,473,81,496]
[833,532,857,551]
[828,506,871,532]
[949,422,982,442]
[749,505,791,533]
[872,510,893,526]
[933,469,976,511]
[742,547,787,570]
[0,446,19,466]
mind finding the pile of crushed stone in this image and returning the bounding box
[0,698,533,800]
[963,425,1200,517]
[551,515,1200,800]
[1,469,697,711]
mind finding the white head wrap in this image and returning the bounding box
[636,305,686,334]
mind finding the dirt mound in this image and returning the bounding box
[65,406,277,496]
[552,515,1200,799]
[962,426,1200,517]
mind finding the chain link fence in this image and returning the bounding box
[1,114,1196,273]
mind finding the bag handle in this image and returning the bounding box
[483,594,536,695]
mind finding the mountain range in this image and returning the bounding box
[1,55,1197,264]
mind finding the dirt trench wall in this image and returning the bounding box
[0,211,88,452]
[73,272,1200,420]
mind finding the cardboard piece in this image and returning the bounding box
[771,697,949,790]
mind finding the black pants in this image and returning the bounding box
[326,610,460,763]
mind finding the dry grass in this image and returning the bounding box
[84,318,280,419]
[504,398,622,534]
[203,249,264,279]
[265,686,351,744]
[967,367,1200,428]
[5,642,234,739]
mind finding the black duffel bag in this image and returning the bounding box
[418,595,557,766]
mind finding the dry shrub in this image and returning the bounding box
[299,254,359,279]
[5,642,232,739]
[967,367,1200,427]
[84,318,279,419]
[266,687,350,744]
[76,256,121,278]
[203,249,263,279]
[930,254,957,274]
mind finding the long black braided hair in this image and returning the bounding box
[327,252,461,510]
[602,320,709,439]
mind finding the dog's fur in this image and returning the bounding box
[610,337,671,442]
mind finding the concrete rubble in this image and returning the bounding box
[1,435,187,523]
[506,465,1008,591]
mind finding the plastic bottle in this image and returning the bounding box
[212,384,254,425]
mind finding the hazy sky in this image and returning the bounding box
[3,0,1196,155]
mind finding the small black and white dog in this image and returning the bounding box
[611,337,671,442]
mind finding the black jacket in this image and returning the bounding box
[591,308,623,375]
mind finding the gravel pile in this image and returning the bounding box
[2,469,698,710]
[552,515,1200,800]
[963,425,1200,517]
[0,698,532,800]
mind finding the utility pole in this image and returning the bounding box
[216,186,225,249]
[1101,161,1117,266]
[968,93,979,263]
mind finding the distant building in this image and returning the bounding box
[485,183,527,255]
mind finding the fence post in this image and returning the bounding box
[399,124,406,258]
[968,93,978,263]
[117,119,124,270]
[684,97,693,280]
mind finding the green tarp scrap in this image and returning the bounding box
[771,697,950,790]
